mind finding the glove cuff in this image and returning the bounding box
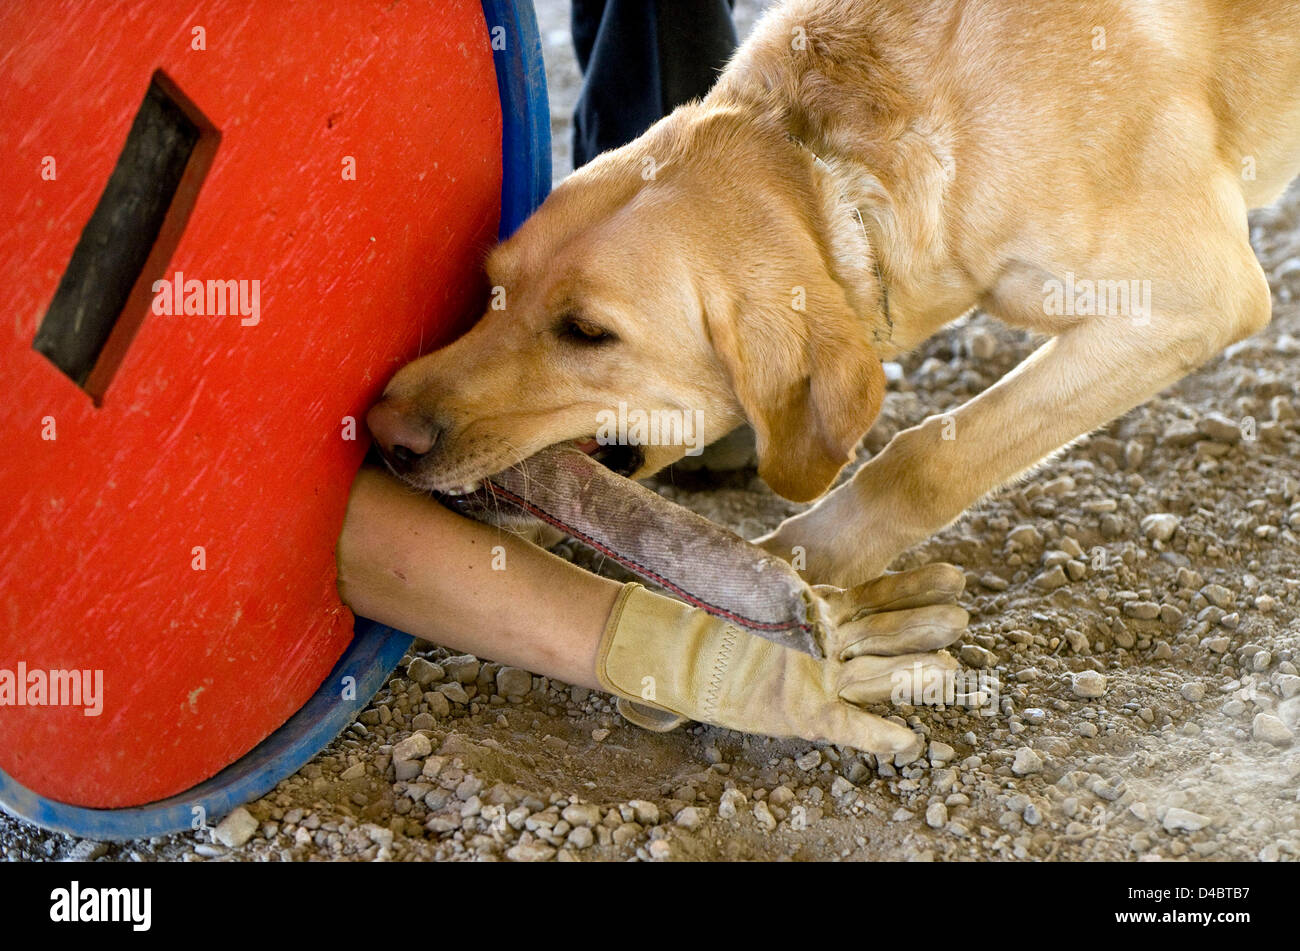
[615,698,689,732]
[595,583,694,730]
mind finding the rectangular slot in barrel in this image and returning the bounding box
[33,72,218,401]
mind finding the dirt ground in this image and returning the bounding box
[5,1,1298,862]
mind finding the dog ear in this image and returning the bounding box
[708,291,885,502]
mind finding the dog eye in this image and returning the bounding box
[559,316,615,344]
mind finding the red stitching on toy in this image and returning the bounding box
[485,479,813,639]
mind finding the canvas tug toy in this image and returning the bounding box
[450,443,826,657]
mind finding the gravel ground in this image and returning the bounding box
[6,1,1299,862]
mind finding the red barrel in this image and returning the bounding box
[0,0,502,807]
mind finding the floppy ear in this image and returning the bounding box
[709,291,886,503]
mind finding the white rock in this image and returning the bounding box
[1281,699,1300,733]
[1162,808,1212,832]
[506,840,556,862]
[928,741,956,764]
[718,789,746,820]
[795,749,821,771]
[627,800,660,824]
[1140,513,1180,542]
[66,840,109,862]
[674,807,702,830]
[1252,713,1294,746]
[566,827,594,850]
[768,785,795,807]
[561,803,603,828]
[1276,674,1300,699]
[213,807,259,848]
[1007,524,1044,548]
[1072,670,1108,698]
[1201,583,1235,608]
[392,733,432,762]
[1011,748,1043,776]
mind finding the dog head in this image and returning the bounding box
[369,101,888,503]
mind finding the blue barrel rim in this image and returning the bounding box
[0,0,552,842]
[485,0,552,239]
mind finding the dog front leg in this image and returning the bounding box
[758,276,1270,586]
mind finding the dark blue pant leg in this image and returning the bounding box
[571,0,737,168]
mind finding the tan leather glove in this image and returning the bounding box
[596,564,968,757]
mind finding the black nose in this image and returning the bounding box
[367,400,439,472]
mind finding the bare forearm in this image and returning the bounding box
[336,467,621,689]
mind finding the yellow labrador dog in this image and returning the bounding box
[368,0,1300,586]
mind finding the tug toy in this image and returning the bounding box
[450,444,827,658]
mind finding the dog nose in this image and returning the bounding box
[367,399,438,470]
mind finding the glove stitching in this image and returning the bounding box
[703,624,739,722]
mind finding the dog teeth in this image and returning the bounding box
[442,482,481,497]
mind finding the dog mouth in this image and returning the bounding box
[432,438,644,513]
[567,437,645,478]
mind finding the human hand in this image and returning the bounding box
[597,564,968,757]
